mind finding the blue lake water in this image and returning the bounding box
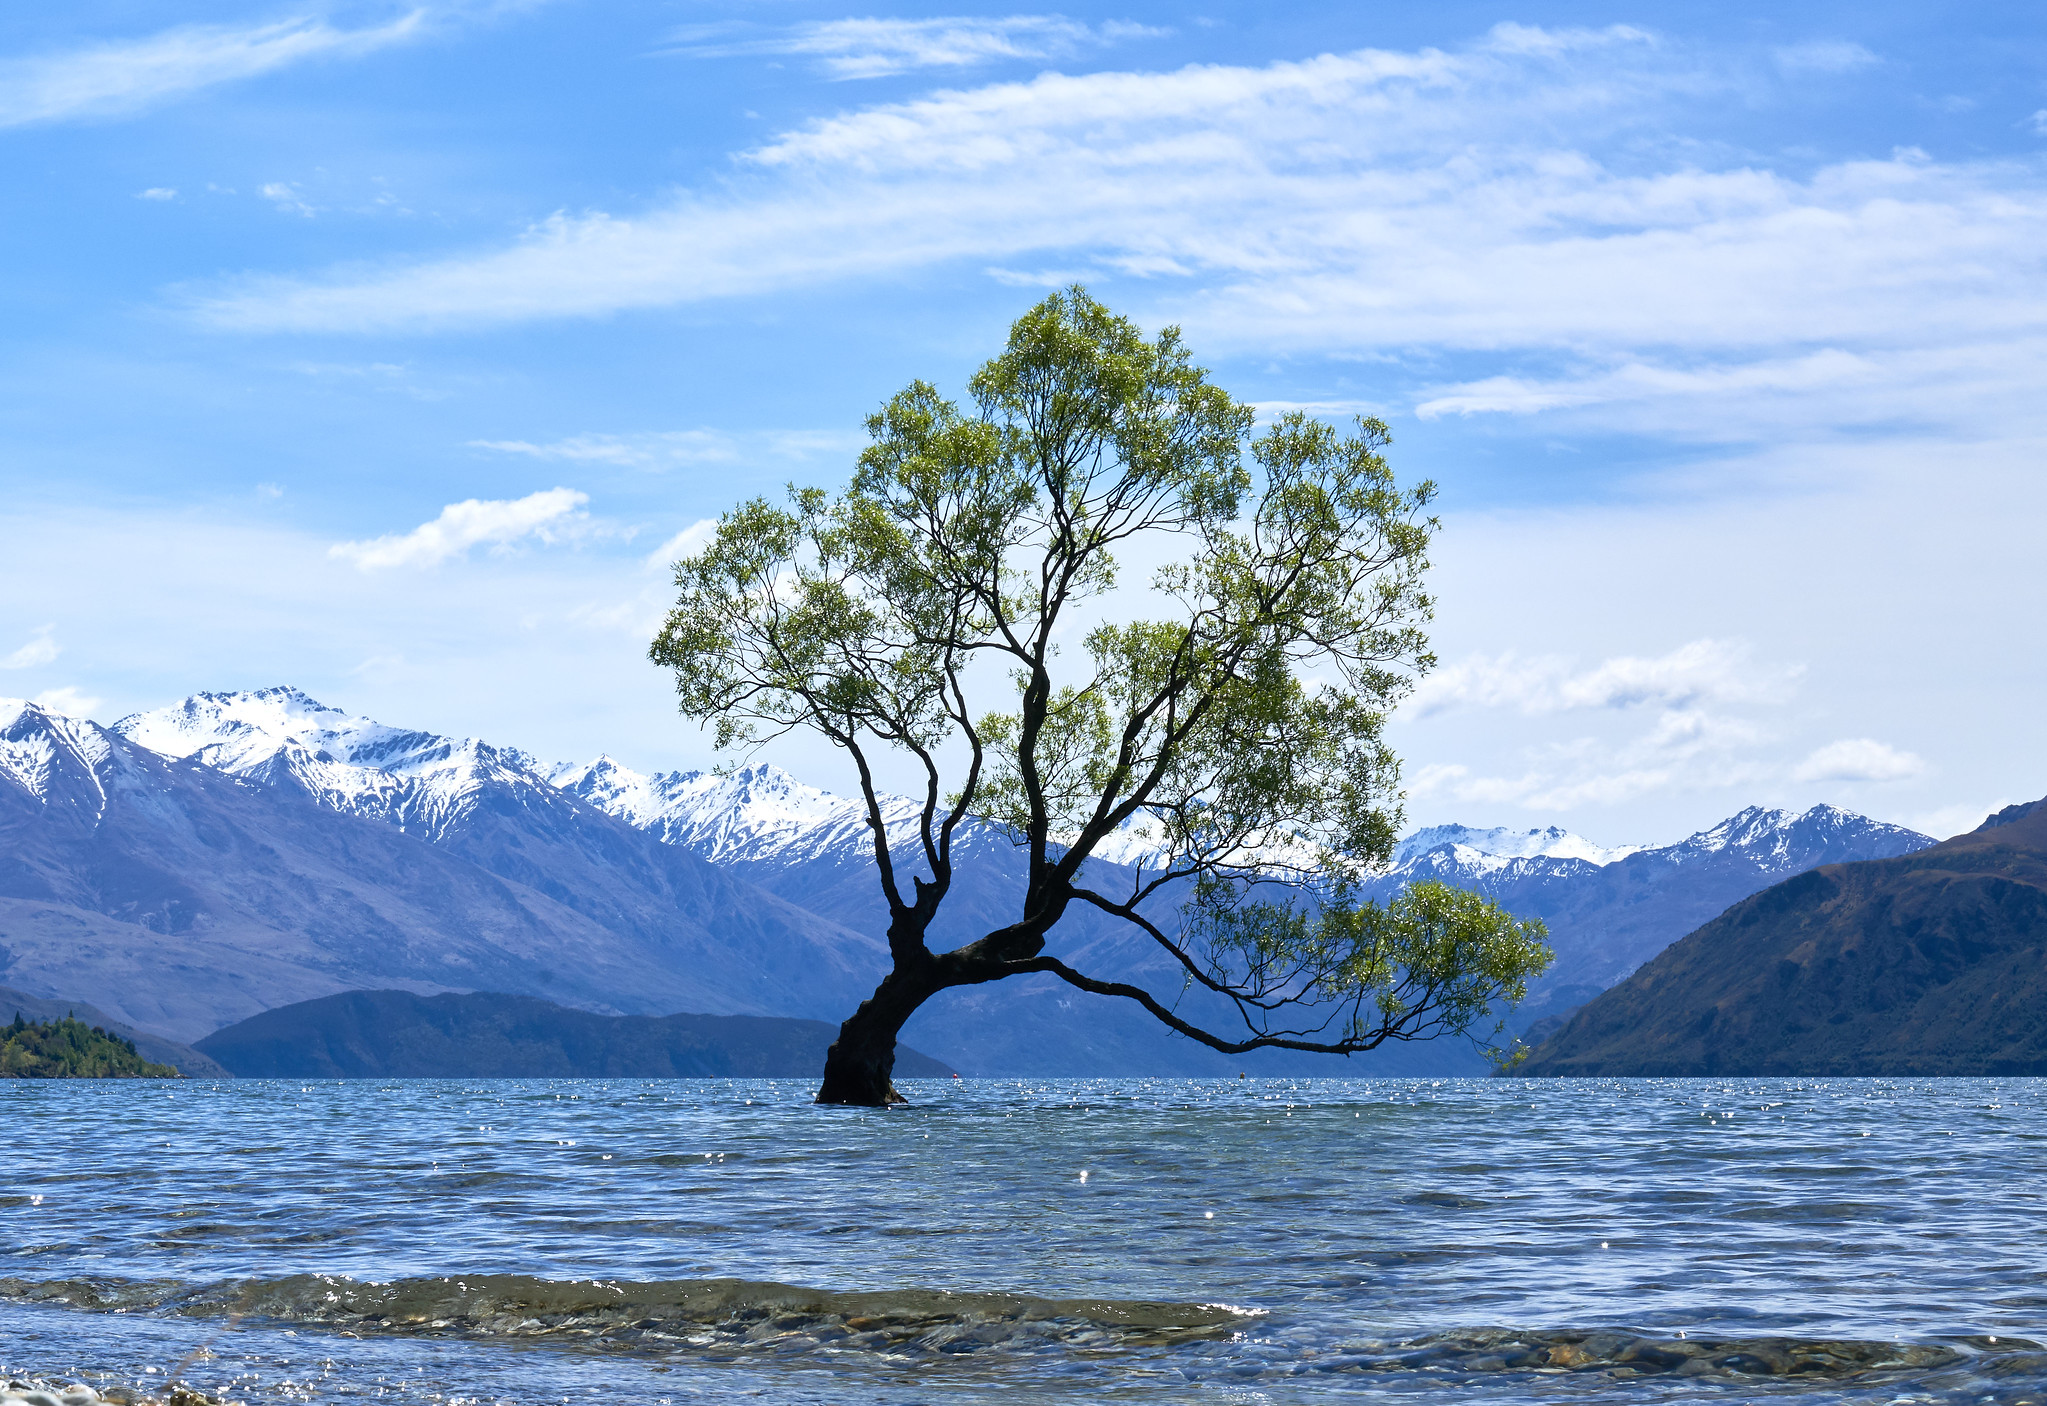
[2,1076,2044,1404]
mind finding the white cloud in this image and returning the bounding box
[1904,798,2006,839]
[470,431,738,469]
[645,519,717,570]
[1410,707,1772,811]
[1793,737,1927,783]
[1405,639,1798,718]
[1401,640,1801,815]
[261,181,317,217]
[331,487,590,571]
[1413,340,2047,442]
[669,15,1160,81]
[0,11,428,129]
[1254,398,1392,419]
[1772,40,1878,74]
[135,186,177,201]
[469,428,864,469]
[1416,350,1877,419]
[185,24,2047,451]
[2,625,60,669]
[32,686,102,717]
[984,265,1095,288]
[2030,110,2047,137]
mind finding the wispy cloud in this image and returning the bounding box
[470,431,739,469]
[1408,707,1773,812]
[135,186,177,201]
[1413,339,2047,441]
[0,10,429,128]
[668,14,1161,80]
[1401,639,1807,812]
[644,519,717,570]
[469,427,865,469]
[1771,40,1878,74]
[1793,737,1927,783]
[1405,639,1799,719]
[331,487,589,570]
[2,625,60,669]
[261,181,317,217]
[185,23,2047,450]
[31,685,102,718]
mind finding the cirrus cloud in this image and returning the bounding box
[667,15,1163,81]
[1404,638,1800,719]
[3,625,61,670]
[0,10,429,129]
[1793,737,1928,783]
[331,487,589,571]
[470,431,739,470]
[179,23,2047,456]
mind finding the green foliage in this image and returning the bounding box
[652,286,1551,1060]
[1,1012,182,1079]
[1189,879,1552,1062]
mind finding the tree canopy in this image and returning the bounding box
[653,287,1549,1105]
[1,1013,182,1079]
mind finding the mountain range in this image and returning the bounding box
[1517,798,2047,1075]
[1,686,1938,1075]
[1361,805,1938,1034]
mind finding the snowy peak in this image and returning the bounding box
[1392,823,1641,869]
[1669,803,1931,871]
[0,697,133,828]
[100,687,1938,890]
[551,756,915,866]
[113,685,537,780]
[1374,804,1934,893]
[113,687,552,842]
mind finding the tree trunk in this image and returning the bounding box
[816,965,944,1106]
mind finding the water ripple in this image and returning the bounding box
[1,1075,2043,1403]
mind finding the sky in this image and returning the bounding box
[1,0,2043,846]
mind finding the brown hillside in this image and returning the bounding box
[1516,798,2047,1076]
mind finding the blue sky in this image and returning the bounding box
[3,0,2044,844]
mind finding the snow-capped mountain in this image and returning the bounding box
[1364,803,1937,1036]
[1,697,871,1039]
[113,686,555,844]
[23,683,1944,1074]
[548,757,920,868]
[543,740,1935,1061]
[1391,823,1641,869]
[16,689,898,1039]
[2,695,122,827]
[1659,803,1911,870]
[545,754,1644,881]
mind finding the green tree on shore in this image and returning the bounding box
[653,288,1550,1106]
[1,1013,182,1078]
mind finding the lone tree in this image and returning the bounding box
[653,289,1549,1106]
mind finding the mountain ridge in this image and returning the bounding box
[1,697,888,1042]
[1515,795,2047,1075]
[9,686,1941,1076]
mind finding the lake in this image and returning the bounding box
[3,1076,2043,1404]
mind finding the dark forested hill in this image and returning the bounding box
[195,989,956,1079]
[1517,798,2047,1076]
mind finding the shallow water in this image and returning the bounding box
[2,1076,2043,1403]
